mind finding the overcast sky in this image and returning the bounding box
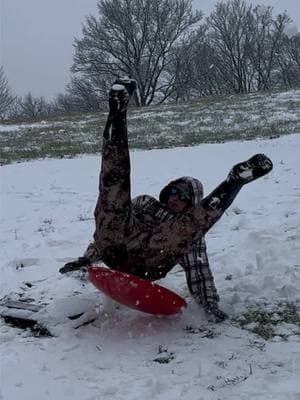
[1,0,299,100]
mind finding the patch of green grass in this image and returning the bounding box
[1,88,300,165]
[234,303,300,340]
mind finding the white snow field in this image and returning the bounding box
[0,133,300,400]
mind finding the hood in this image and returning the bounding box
[159,176,203,207]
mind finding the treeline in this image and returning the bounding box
[1,0,300,120]
[0,69,100,120]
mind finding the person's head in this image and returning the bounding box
[159,177,203,214]
[162,186,192,214]
[166,186,191,213]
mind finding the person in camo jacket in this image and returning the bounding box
[60,78,273,322]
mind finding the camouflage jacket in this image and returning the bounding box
[85,177,219,309]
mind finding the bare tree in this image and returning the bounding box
[53,93,77,115]
[207,0,255,94]
[290,33,300,67]
[6,97,22,120]
[206,0,294,94]
[276,33,300,87]
[18,93,53,119]
[66,76,107,112]
[18,93,41,118]
[170,27,229,100]
[250,7,291,90]
[72,0,202,106]
[0,66,16,119]
[163,40,195,102]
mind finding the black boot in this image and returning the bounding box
[227,154,273,184]
[103,77,137,142]
[109,77,137,116]
[59,257,90,274]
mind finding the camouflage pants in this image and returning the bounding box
[90,110,134,267]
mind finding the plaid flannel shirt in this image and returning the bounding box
[179,237,219,308]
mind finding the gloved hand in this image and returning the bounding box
[59,257,90,274]
[204,305,228,323]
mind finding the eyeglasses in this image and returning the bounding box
[169,187,190,202]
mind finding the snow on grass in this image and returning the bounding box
[0,120,62,133]
[1,133,300,400]
[1,88,300,165]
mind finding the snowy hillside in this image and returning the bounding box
[1,134,300,400]
[1,88,300,165]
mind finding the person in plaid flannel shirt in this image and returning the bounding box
[61,78,273,322]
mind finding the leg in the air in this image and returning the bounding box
[146,153,273,258]
[60,78,136,273]
[200,153,273,233]
[94,78,136,267]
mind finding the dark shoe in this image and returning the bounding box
[59,257,90,274]
[114,77,137,96]
[227,154,273,184]
[109,77,137,115]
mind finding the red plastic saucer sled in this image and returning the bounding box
[88,265,187,315]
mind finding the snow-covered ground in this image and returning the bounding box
[1,134,300,400]
[0,121,53,133]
